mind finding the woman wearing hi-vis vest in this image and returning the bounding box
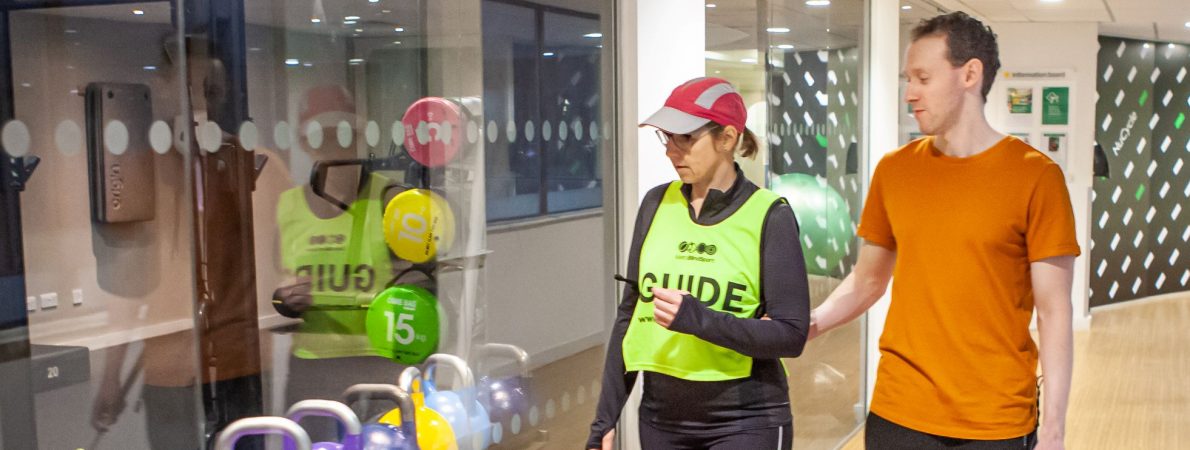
[587,77,811,450]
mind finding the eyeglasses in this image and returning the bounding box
[655,126,713,149]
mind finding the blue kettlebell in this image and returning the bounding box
[342,383,419,450]
[287,400,364,450]
[475,343,533,444]
[215,417,311,450]
[423,353,492,450]
[400,365,472,450]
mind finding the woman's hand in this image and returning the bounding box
[652,287,689,328]
[590,428,615,450]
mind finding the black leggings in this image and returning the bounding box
[639,419,792,450]
[865,413,1037,450]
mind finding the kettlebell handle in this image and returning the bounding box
[215,417,312,450]
[476,343,530,377]
[424,353,476,390]
[341,383,417,424]
[399,366,423,393]
[286,400,363,436]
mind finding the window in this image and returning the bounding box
[482,0,605,222]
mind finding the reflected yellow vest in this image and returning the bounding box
[277,174,394,359]
[623,182,780,381]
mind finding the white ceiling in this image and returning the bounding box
[932,0,1190,44]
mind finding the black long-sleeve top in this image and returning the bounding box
[586,166,811,448]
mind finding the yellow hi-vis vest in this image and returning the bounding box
[623,181,781,381]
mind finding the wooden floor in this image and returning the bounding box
[842,291,1190,449]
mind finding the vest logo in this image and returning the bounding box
[295,264,376,292]
[678,241,717,255]
[309,234,347,246]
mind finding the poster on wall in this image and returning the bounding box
[1044,133,1066,154]
[1042,87,1069,125]
[1008,87,1033,114]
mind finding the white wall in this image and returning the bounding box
[990,21,1099,331]
[484,216,610,367]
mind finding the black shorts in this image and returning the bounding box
[865,412,1037,450]
[639,418,792,450]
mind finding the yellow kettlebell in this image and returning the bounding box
[382,189,456,263]
[380,367,459,450]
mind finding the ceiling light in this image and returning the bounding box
[584,33,602,38]
[382,9,392,13]
[285,58,300,66]
[345,15,360,21]
[741,58,757,63]
[349,58,364,65]
[355,28,364,32]
[303,63,313,67]
[902,5,912,10]
[1185,21,1190,28]
[132,9,145,15]
[1143,43,1151,49]
[543,52,555,57]
[806,0,830,6]
[767,27,791,33]
[777,44,794,49]
[392,41,402,45]
[311,18,322,23]
[369,0,379,3]
[394,27,405,32]
[143,66,157,71]
[344,20,357,25]
[706,3,717,7]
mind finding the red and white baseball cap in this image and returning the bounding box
[641,77,747,134]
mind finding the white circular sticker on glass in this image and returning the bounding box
[148,120,171,154]
[573,120,584,141]
[2,120,31,157]
[55,120,84,156]
[238,121,258,151]
[542,120,552,141]
[274,121,291,150]
[524,121,536,142]
[198,121,222,153]
[558,120,568,141]
[391,120,406,146]
[460,120,474,144]
[305,120,324,149]
[590,121,599,141]
[506,120,518,143]
[105,120,130,155]
[337,120,352,148]
[366,121,380,147]
[487,120,498,143]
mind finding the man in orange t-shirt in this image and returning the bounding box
[809,12,1078,450]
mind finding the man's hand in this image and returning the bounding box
[651,287,688,328]
[1035,428,1064,450]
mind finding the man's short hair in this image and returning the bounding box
[911,11,1001,101]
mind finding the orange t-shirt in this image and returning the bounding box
[858,136,1081,439]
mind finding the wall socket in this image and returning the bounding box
[39,292,59,310]
[72,288,83,305]
[26,296,36,312]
